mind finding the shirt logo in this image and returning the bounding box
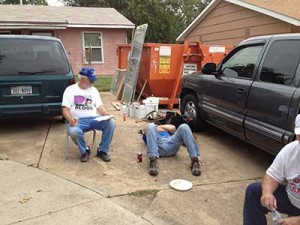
[289,175,300,196]
[74,95,93,110]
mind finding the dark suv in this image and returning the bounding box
[180,33,300,155]
[0,35,75,117]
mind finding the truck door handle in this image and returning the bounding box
[237,88,247,95]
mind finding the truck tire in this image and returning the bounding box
[181,94,206,131]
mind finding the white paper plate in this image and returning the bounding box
[169,179,193,191]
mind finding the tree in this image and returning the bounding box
[62,0,206,43]
[202,0,212,6]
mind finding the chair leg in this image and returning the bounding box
[66,133,69,160]
[92,130,96,151]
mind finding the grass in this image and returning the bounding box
[94,75,113,92]
[129,189,159,198]
[75,75,113,92]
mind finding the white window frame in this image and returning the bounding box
[31,32,53,37]
[82,31,104,64]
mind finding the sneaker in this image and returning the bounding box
[148,157,158,176]
[80,152,89,162]
[96,151,111,162]
[190,157,202,176]
[86,146,91,156]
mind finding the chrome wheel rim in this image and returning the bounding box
[184,101,197,120]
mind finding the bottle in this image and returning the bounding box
[123,111,127,121]
[272,209,283,225]
[137,152,143,162]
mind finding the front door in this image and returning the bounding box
[245,39,300,154]
[202,44,265,139]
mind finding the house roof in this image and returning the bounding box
[177,0,300,41]
[0,5,135,30]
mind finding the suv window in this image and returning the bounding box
[221,45,263,79]
[0,39,70,76]
[259,40,300,85]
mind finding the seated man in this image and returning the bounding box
[143,123,202,176]
[62,67,115,163]
[243,114,300,225]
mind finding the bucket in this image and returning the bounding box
[134,104,146,119]
[143,97,159,115]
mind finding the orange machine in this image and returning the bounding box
[117,41,233,109]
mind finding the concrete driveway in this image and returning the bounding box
[0,92,275,225]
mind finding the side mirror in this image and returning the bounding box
[201,63,217,75]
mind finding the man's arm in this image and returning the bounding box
[261,174,279,210]
[157,125,176,134]
[278,216,300,225]
[62,106,77,127]
[97,105,109,116]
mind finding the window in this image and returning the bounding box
[260,40,300,85]
[82,32,103,63]
[0,39,70,75]
[31,32,53,37]
[221,45,263,78]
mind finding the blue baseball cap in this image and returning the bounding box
[79,67,97,82]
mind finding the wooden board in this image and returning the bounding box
[111,102,122,111]
[110,68,127,95]
[116,74,126,100]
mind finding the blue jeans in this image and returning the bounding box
[146,123,200,158]
[243,182,300,225]
[67,117,116,155]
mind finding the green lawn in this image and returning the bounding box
[75,75,112,92]
[94,75,113,92]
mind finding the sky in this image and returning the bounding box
[47,0,64,6]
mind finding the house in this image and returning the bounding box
[177,0,300,45]
[0,5,135,75]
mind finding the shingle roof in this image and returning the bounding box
[0,5,135,28]
[177,0,300,41]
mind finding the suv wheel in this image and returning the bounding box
[181,94,205,131]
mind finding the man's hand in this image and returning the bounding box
[62,107,77,127]
[261,174,279,210]
[278,216,300,225]
[69,118,78,127]
[98,105,109,116]
[157,125,176,134]
[260,192,277,210]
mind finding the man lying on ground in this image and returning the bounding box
[143,123,202,176]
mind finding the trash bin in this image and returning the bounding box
[117,42,233,109]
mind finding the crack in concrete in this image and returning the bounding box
[107,176,263,199]
[4,160,153,225]
[105,176,262,225]
[7,199,97,225]
[191,176,263,188]
[36,117,53,168]
[37,167,107,198]
[141,216,155,225]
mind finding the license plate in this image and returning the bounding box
[10,86,32,95]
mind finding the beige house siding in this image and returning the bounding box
[185,1,293,45]
[291,26,300,33]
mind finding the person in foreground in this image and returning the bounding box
[62,67,115,163]
[243,114,300,225]
[143,123,202,176]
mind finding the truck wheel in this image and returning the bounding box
[181,94,205,131]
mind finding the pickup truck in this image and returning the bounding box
[179,33,300,155]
